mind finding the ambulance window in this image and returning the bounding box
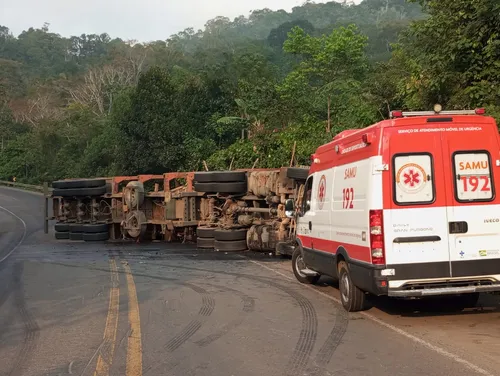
[453,151,494,202]
[392,153,435,205]
[302,177,313,213]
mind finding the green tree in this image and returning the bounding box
[402,0,500,110]
[117,66,182,174]
[280,24,376,132]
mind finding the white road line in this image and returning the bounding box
[0,205,27,263]
[249,259,495,376]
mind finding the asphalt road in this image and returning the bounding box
[0,187,499,376]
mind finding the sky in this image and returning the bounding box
[0,0,361,42]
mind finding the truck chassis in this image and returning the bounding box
[49,167,307,253]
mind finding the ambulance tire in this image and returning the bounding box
[338,261,367,312]
[292,247,320,285]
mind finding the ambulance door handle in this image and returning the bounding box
[449,221,468,234]
[309,221,312,231]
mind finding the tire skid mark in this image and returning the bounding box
[8,262,40,376]
[0,266,14,309]
[195,284,255,347]
[0,266,16,342]
[44,261,320,374]
[164,283,215,352]
[250,277,317,376]
[307,307,349,376]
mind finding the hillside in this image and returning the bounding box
[0,0,498,183]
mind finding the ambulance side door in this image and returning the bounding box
[296,176,317,266]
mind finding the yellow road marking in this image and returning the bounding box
[94,258,120,376]
[123,262,143,376]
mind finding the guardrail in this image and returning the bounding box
[0,180,52,234]
[0,180,53,194]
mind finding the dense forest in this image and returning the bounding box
[0,0,499,183]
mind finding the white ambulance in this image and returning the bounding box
[286,106,500,312]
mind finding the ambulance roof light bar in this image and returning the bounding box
[390,105,486,118]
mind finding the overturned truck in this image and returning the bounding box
[49,167,309,253]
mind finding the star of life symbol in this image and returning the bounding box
[396,163,427,194]
[404,169,420,187]
[459,250,465,258]
[318,175,326,209]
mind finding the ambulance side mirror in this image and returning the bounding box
[285,199,295,218]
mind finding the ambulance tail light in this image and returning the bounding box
[369,210,385,265]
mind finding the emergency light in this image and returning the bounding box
[390,107,487,118]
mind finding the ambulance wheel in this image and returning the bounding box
[292,247,320,285]
[338,261,367,312]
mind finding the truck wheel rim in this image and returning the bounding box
[295,255,307,277]
[341,273,350,302]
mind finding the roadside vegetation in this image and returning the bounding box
[0,0,498,183]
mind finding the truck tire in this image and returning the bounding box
[125,210,147,239]
[69,224,86,233]
[286,167,309,181]
[83,232,109,242]
[194,182,248,194]
[194,172,214,183]
[214,182,247,193]
[52,179,106,189]
[194,171,246,183]
[292,247,320,285]
[214,229,247,241]
[53,185,107,198]
[55,232,69,240]
[197,237,214,249]
[83,223,109,233]
[194,182,216,193]
[338,261,367,312]
[214,239,248,252]
[54,223,69,232]
[69,232,83,241]
[211,171,246,183]
[196,227,215,238]
[124,181,145,208]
